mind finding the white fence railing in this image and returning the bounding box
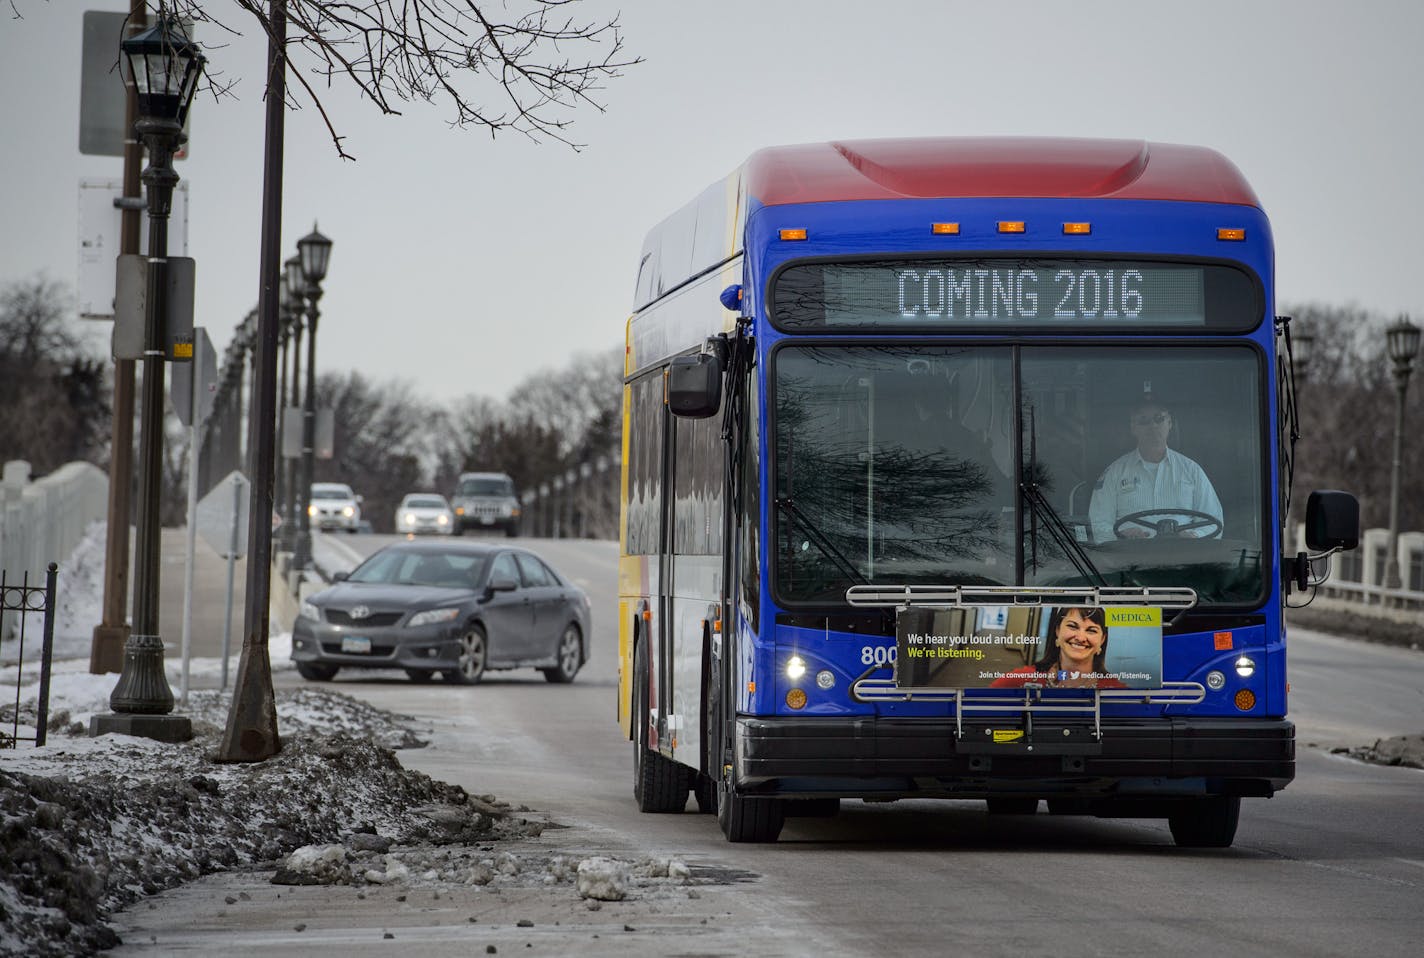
[0,460,108,637]
[1291,524,1424,621]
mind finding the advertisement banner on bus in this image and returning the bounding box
[893,605,1162,689]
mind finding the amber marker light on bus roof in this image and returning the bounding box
[931,222,960,235]
[1217,228,1247,241]
[1063,222,1091,235]
[779,228,808,241]
[998,221,1026,233]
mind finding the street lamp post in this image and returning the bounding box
[92,17,204,742]
[283,281,304,556]
[292,225,333,576]
[275,282,292,529]
[1383,316,1421,591]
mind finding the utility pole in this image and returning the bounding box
[219,0,287,763]
[90,0,146,675]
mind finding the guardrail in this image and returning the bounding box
[1293,525,1424,622]
[0,460,108,639]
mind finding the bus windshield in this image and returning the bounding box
[773,344,1264,606]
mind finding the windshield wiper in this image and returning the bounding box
[775,496,867,586]
[1019,480,1111,588]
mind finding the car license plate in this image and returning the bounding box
[341,636,372,654]
[480,516,494,525]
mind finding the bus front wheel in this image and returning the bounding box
[1168,796,1240,848]
[717,780,785,843]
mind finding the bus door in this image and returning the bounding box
[628,372,674,751]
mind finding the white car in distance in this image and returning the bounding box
[396,493,455,536]
[308,482,362,533]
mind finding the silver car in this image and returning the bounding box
[395,493,455,536]
[308,482,362,532]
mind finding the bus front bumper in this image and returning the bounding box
[732,715,1294,800]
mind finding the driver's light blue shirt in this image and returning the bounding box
[1088,448,1223,542]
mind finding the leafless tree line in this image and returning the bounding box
[1285,302,1424,534]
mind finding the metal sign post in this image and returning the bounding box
[195,470,250,691]
[177,328,216,703]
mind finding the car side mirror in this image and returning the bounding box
[485,576,519,596]
[1305,489,1360,552]
[355,494,365,505]
[331,570,349,582]
[668,353,722,418]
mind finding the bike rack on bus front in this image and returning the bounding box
[844,585,1207,743]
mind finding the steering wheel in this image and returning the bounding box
[1113,509,1222,540]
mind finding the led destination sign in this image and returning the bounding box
[772,259,1260,331]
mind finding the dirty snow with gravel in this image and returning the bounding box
[0,529,705,957]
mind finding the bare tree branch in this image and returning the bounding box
[160,0,640,158]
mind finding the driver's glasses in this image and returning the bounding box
[1132,413,1169,427]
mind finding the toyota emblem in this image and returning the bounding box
[348,605,371,620]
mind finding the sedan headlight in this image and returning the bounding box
[342,506,355,518]
[408,607,461,628]
[298,600,321,622]
[437,514,449,525]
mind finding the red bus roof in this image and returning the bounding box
[744,137,1260,208]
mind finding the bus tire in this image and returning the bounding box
[1168,796,1240,848]
[633,637,689,813]
[718,782,785,843]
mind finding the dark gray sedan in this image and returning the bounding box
[291,540,590,685]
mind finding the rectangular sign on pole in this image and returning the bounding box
[171,327,217,427]
[80,13,193,159]
[316,409,335,459]
[79,179,189,319]
[282,408,304,459]
[111,254,197,361]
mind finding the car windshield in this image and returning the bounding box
[458,478,512,496]
[311,487,353,500]
[773,344,1264,606]
[348,550,486,588]
[404,497,448,509]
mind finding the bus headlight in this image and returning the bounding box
[786,655,807,680]
[1234,655,1256,678]
[1205,670,1226,690]
[816,670,835,690]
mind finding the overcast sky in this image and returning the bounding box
[3,0,1422,404]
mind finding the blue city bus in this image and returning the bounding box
[617,137,1359,845]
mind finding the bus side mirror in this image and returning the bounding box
[1305,490,1360,552]
[668,353,722,418]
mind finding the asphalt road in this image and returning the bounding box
[115,532,1424,956]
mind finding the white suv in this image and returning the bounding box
[308,482,362,533]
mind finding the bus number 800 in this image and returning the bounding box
[860,645,897,667]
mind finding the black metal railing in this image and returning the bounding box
[1,563,58,748]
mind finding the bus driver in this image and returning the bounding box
[1088,396,1223,542]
